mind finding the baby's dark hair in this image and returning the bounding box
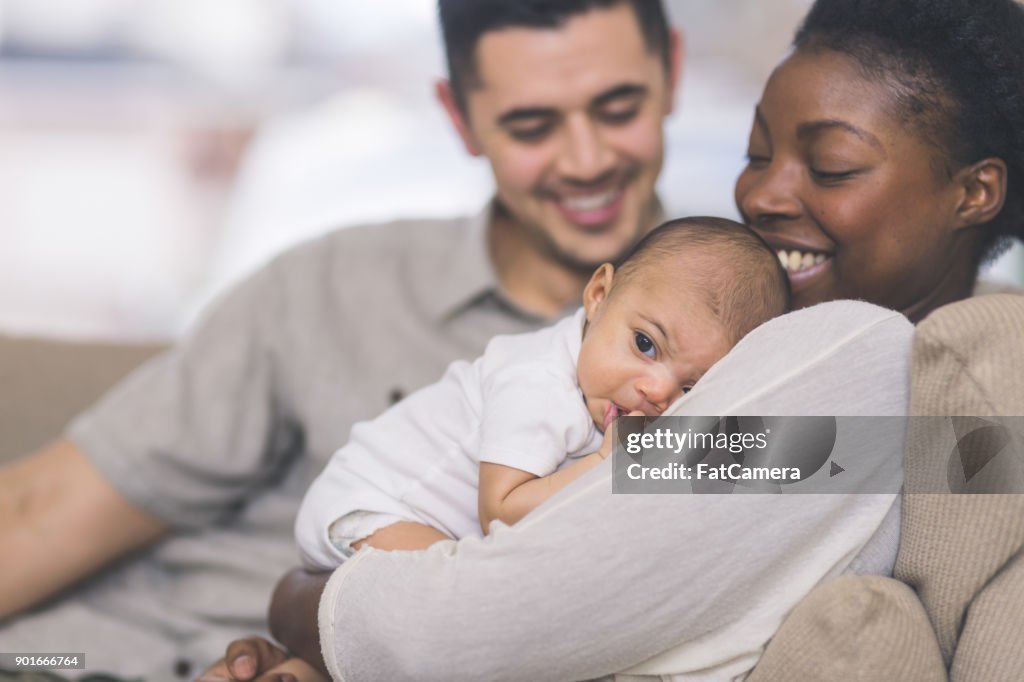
[615,217,791,344]
[794,0,1024,263]
[438,0,671,115]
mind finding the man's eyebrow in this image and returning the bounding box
[495,83,649,127]
[497,107,558,127]
[797,119,885,153]
[592,83,648,108]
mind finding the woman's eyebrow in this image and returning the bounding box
[797,119,886,155]
[753,106,769,134]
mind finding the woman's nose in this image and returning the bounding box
[736,162,803,228]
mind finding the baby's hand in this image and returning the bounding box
[598,410,645,459]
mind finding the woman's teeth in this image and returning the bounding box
[777,249,826,272]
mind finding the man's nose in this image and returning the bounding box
[737,161,803,227]
[556,115,616,182]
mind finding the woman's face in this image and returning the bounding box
[735,47,975,321]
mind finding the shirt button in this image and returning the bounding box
[174,659,192,678]
[388,388,405,405]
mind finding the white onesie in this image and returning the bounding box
[296,308,603,569]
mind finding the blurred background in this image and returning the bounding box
[2,0,1021,340]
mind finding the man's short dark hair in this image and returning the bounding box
[438,0,671,114]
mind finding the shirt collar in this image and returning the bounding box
[420,200,502,323]
[424,196,667,323]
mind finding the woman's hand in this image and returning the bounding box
[197,636,328,682]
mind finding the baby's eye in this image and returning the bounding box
[634,332,656,358]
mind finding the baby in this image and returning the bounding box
[297,217,790,567]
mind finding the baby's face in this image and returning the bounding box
[577,263,733,432]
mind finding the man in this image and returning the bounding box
[0,0,679,679]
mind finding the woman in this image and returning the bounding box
[735,2,1024,678]
[736,0,1023,321]
[208,0,1024,680]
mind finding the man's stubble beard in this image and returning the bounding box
[523,217,643,275]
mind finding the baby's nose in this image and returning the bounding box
[637,373,680,412]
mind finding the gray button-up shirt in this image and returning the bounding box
[2,205,566,680]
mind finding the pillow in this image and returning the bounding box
[746,575,945,682]
[0,334,165,458]
[896,293,1024,665]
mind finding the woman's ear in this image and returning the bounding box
[954,157,1008,229]
[583,264,615,320]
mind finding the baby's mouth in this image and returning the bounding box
[603,403,626,432]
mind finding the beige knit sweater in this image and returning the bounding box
[750,293,1024,682]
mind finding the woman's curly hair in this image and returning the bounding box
[795,0,1024,263]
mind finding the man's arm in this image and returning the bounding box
[0,438,168,620]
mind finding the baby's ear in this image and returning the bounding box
[583,264,615,319]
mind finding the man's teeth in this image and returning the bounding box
[562,189,618,211]
[777,249,827,272]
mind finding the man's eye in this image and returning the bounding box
[598,107,639,125]
[508,124,553,142]
[634,332,656,358]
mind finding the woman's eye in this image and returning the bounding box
[744,152,770,169]
[634,332,656,358]
[810,168,859,184]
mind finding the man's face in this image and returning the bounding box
[442,4,680,271]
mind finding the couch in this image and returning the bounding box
[2,294,1022,681]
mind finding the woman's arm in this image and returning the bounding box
[312,302,916,682]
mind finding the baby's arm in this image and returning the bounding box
[477,427,615,534]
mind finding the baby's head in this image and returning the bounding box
[577,217,790,431]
